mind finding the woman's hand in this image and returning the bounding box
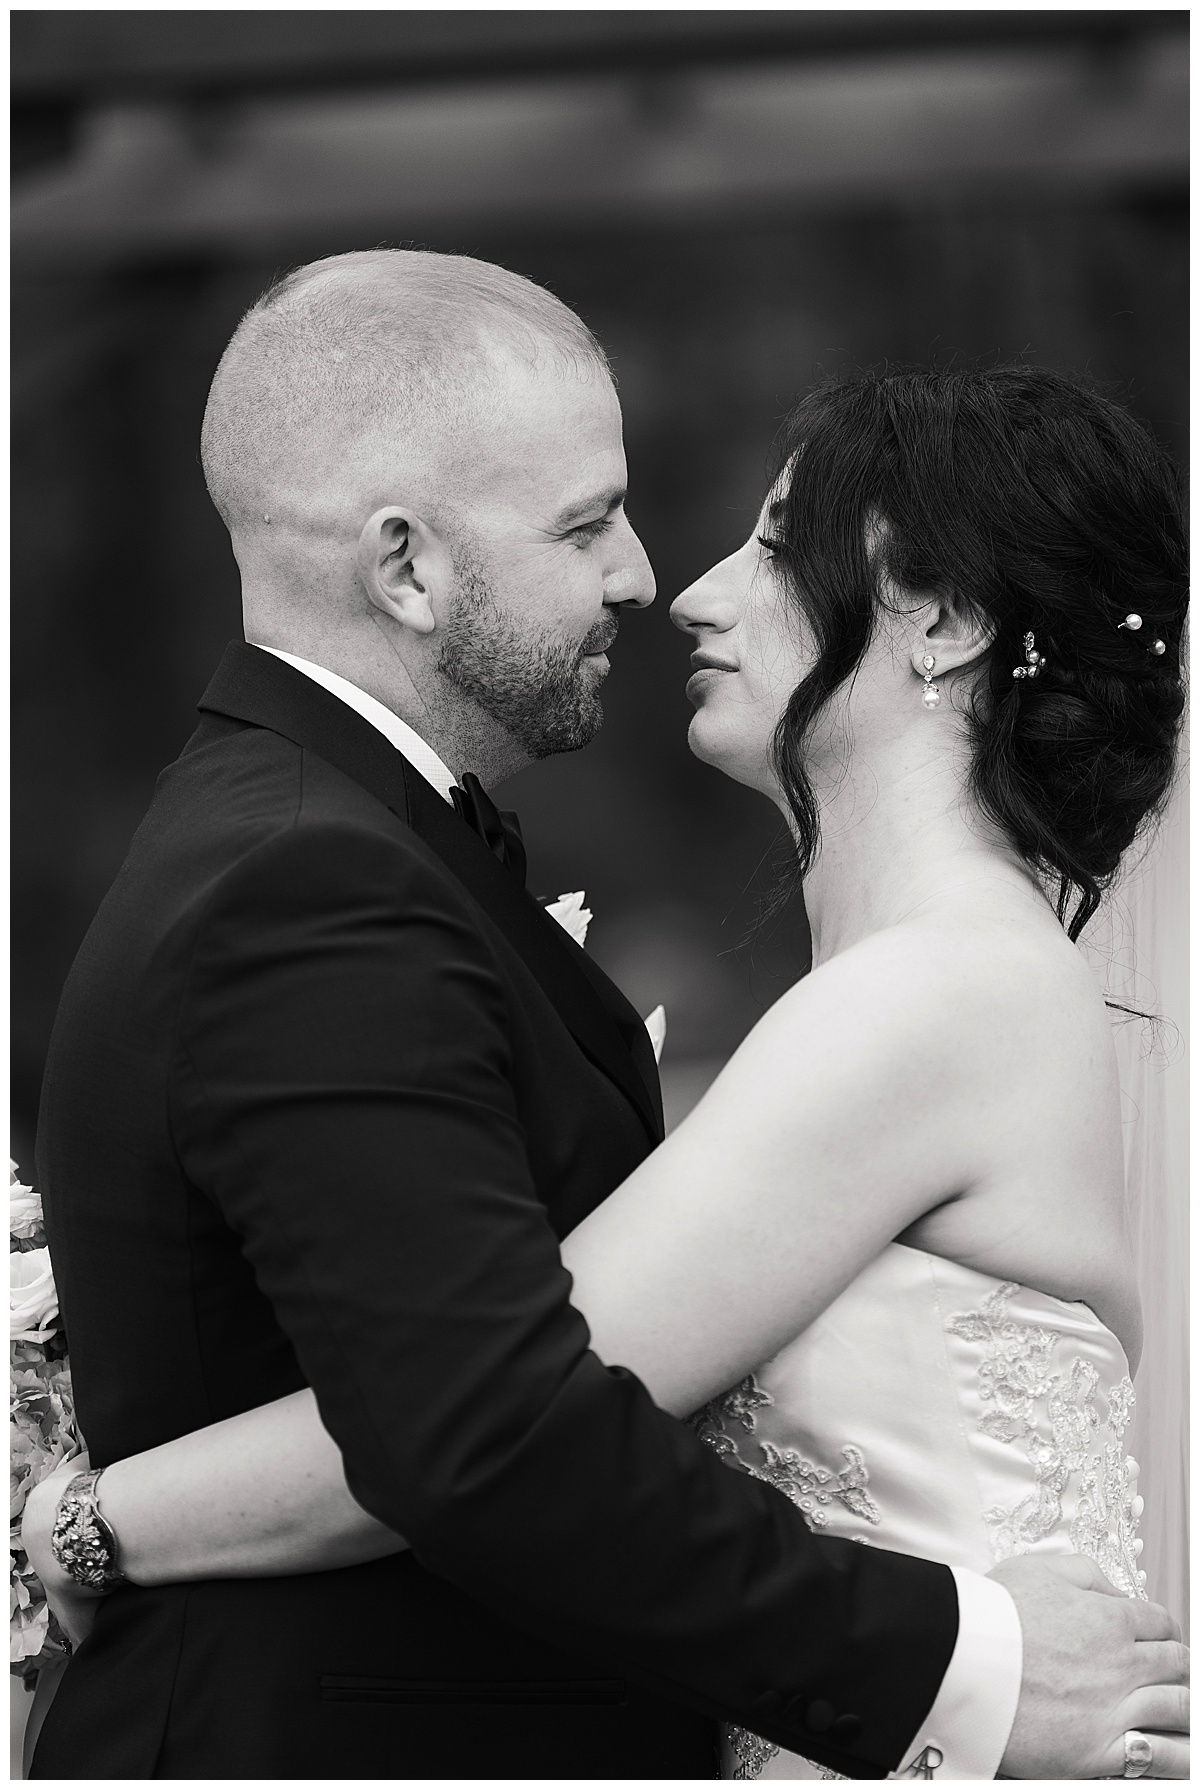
[21,1451,110,1652]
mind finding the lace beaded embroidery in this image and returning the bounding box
[724,1724,847,1782]
[727,1726,781,1779]
[692,1378,872,1781]
[691,1377,882,1530]
[945,1282,1146,1595]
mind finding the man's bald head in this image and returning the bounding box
[201,249,610,539]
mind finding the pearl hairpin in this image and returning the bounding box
[1118,613,1166,656]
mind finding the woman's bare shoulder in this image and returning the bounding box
[762,911,1134,1349]
[728,903,1124,1223]
[767,903,1112,1079]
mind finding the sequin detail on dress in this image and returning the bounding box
[691,1378,882,1530]
[724,1726,848,1782]
[945,1282,1146,1595]
[693,1379,867,1781]
[727,1726,782,1779]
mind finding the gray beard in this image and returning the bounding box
[436,549,614,760]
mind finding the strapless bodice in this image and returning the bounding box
[692,1245,1146,1780]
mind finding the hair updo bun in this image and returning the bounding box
[769,365,1188,939]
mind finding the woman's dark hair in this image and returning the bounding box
[767,366,1188,940]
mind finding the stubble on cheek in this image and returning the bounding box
[436,582,605,758]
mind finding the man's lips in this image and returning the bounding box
[581,623,619,657]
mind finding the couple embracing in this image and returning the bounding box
[26,250,1188,1780]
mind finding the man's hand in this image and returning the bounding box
[994,1555,1189,1778]
[21,1450,110,1653]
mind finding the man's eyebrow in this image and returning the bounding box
[554,487,626,528]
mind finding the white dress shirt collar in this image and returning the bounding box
[251,644,457,805]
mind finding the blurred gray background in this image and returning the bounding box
[11,9,1189,1162]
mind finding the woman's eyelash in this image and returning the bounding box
[757,533,785,556]
[570,516,613,545]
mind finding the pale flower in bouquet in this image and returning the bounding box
[11,1554,50,1663]
[11,1381,75,1664]
[12,1350,77,1519]
[9,1165,43,1243]
[10,1163,80,1683]
[11,1250,60,1346]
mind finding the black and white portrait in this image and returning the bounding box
[11,12,1188,1782]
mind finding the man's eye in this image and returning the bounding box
[571,517,613,546]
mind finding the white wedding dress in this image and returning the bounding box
[690,1242,1146,1780]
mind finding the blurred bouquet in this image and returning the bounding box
[10,1161,81,1684]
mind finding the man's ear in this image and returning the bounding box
[909,594,996,679]
[356,507,449,636]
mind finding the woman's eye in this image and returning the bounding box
[757,534,785,557]
[571,517,613,547]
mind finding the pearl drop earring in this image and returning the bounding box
[921,653,940,709]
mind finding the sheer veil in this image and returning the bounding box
[1081,728,1189,1637]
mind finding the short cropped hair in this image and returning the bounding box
[201,249,610,532]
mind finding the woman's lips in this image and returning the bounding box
[686,661,735,702]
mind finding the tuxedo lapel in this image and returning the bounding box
[198,643,664,1145]
[556,916,665,1135]
[407,774,664,1143]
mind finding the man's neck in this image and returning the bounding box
[247,627,529,786]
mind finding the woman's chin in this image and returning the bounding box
[685,710,721,764]
[686,715,761,791]
[691,716,784,801]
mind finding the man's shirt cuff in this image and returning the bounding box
[891,1567,1023,1779]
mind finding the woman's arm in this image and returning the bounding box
[562,923,1025,1413]
[21,1389,407,1634]
[28,926,1003,1600]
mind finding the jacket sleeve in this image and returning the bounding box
[171,819,960,1777]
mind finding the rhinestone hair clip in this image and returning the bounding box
[1012,632,1045,680]
[1117,613,1167,656]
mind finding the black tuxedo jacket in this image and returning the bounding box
[32,643,958,1780]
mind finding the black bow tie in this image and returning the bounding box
[451,773,528,888]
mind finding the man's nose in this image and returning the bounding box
[603,522,655,609]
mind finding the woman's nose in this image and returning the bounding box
[670,562,737,635]
[669,582,702,634]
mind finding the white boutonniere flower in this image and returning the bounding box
[543,896,666,1066]
[545,890,592,949]
[644,1004,667,1066]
